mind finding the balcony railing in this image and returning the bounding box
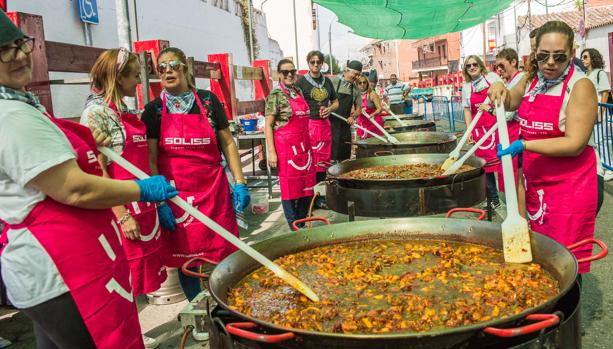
[412,57,448,70]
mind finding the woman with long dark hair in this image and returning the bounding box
[490,21,604,275]
[581,48,611,105]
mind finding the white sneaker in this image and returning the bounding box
[192,328,210,341]
[143,335,160,349]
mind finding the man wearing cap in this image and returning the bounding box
[329,60,363,162]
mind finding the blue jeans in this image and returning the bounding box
[178,267,202,302]
[282,197,312,229]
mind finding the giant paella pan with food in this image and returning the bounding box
[325,153,486,217]
[385,119,436,133]
[354,131,457,158]
[207,216,607,348]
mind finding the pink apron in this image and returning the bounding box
[106,103,167,295]
[158,90,238,266]
[274,84,316,200]
[3,117,143,349]
[470,78,518,191]
[518,65,597,273]
[356,92,384,139]
[308,117,332,173]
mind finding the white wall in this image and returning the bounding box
[8,0,282,118]
[586,26,612,72]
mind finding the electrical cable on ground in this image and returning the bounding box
[179,325,194,349]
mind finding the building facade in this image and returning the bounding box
[7,0,283,118]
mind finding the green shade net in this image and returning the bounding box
[314,0,514,39]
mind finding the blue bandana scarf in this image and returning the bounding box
[0,86,46,112]
[528,63,571,102]
[164,89,196,114]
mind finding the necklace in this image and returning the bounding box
[304,73,328,102]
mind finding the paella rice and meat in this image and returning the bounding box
[228,240,559,334]
[340,163,474,180]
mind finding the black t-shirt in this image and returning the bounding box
[141,89,230,139]
[295,74,338,119]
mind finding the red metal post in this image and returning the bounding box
[133,39,169,109]
[253,60,272,100]
[208,53,237,121]
[8,12,53,113]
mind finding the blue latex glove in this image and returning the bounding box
[135,176,178,202]
[157,203,176,232]
[497,140,525,159]
[232,183,251,212]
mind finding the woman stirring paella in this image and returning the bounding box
[489,21,604,275]
[356,74,384,139]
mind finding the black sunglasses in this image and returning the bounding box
[0,37,35,63]
[358,81,368,85]
[309,60,322,65]
[279,69,297,77]
[535,52,568,64]
[465,63,479,69]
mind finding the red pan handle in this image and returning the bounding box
[446,208,486,221]
[374,150,394,157]
[181,257,219,278]
[291,216,331,231]
[483,313,560,337]
[226,322,295,343]
[566,239,608,263]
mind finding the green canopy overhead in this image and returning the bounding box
[313,0,514,39]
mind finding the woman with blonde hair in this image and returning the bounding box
[356,74,383,139]
[462,54,517,209]
[81,48,173,348]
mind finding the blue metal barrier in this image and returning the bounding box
[595,103,613,171]
[450,96,464,131]
[431,96,449,122]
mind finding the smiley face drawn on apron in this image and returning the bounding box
[288,142,312,171]
[128,201,161,242]
[474,126,496,150]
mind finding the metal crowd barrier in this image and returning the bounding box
[450,96,464,131]
[595,103,613,171]
[431,96,449,122]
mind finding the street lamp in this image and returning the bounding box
[328,19,334,73]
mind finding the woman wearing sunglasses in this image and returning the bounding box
[356,75,383,139]
[489,21,603,275]
[141,47,249,301]
[80,48,174,348]
[264,59,315,228]
[581,48,611,105]
[462,55,514,210]
[0,11,177,348]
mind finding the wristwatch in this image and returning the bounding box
[487,107,495,114]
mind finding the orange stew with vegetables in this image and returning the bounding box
[228,240,559,334]
[340,163,474,180]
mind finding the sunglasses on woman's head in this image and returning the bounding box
[535,52,568,64]
[465,63,479,69]
[157,60,184,74]
[279,69,297,77]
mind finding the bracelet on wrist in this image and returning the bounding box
[117,212,132,225]
[235,178,247,185]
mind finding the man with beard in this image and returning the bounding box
[329,60,363,162]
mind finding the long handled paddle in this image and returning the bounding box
[98,147,320,302]
[355,111,399,144]
[330,112,389,143]
[494,103,533,264]
[441,97,490,171]
[442,123,498,176]
[381,101,408,126]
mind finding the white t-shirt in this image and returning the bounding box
[462,72,502,108]
[0,100,75,307]
[522,69,603,176]
[587,69,611,97]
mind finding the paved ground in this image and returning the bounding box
[1,117,612,348]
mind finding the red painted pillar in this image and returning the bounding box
[8,12,53,113]
[253,59,272,100]
[208,53,236,121]
[133,39,169,109]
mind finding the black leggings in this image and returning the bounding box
[485,172,500,203]
[21,292,96,349]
